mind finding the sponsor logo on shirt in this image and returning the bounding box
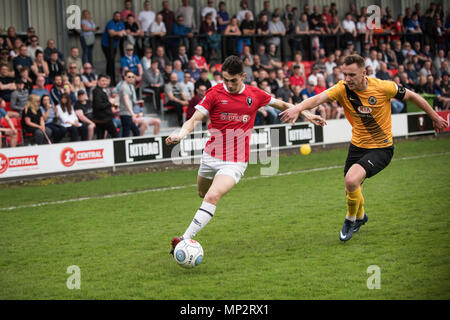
[220,112,250,123]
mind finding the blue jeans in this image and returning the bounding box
[120,115,140,137]
[80,35,94,65]
[391,100,404,114]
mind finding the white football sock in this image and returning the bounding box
[182,201,216,239]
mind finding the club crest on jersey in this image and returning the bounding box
[246,97,253,107]
[368,96,377,105]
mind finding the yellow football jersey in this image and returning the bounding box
[325,77,400,149]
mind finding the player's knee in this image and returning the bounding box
[345,174,360,191]
[204,190,220,205]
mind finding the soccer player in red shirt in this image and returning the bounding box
[166,56,326,254]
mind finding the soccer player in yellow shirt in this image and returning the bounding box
[280,54,448,242]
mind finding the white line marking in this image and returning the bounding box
[1,152,449,212]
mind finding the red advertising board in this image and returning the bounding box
[437,111,450,133]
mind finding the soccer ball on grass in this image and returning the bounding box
[174,239,204,268]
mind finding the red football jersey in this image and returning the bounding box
[195,83,273,162]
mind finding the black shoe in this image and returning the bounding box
[353,213,368,233]
[339,219,355,242]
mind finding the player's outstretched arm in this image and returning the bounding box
[404,89,449,132]
[270,98,327,126]
[279,91,330,124]
[165,110,206,145]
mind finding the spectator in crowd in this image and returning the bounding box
[165,72,189,126]
[71,76,86,102]
[31,50,49,84]
[50,75,66,105]
[238,12,255,55]
[81,63,98,97]
[40,94,66,143]
[236,0,253,23]
[124,14,144,55]
[173,60,185,82]
[141,47,153,71]
[342,13,357,49]
[217,1,230,34]
[200,13,221,60]
[406,13,423,44]
[154,45,171,72]
[120,44,143,84]
[17,67,33,93]
[27,36,43,62]
[186,83,207,120]
[31,76,50,99]
[159,1,175,35]
[101,11,127,86]
[142,60,164,113]
[419,60,433,78]
[0,49,14,78]
[326,66,344,88]
[163,63,174,83]
[5,26,18,51]
[175,45,189,71]
[202,0,217,26]
[13,45,33,75]
[149,13,167,49]
[170,16,194,58]
[66,47,84,75]
[47,49,64,84]
[180,72,195,100]
[22,94,52,145]
[365,50,380,77]
[67,63,80,84]
[192,46,207,71]
[43,39,65,65]
[276,77,293,104]
[307,65,324,86]
[0,64,16,101]
[120,0,136,21]
[268,14,286,49]
[56,93,88,141]
[138,1,156,39]
[80,10,98,65]
[10,79,29,114]
[176,0,196,31]
[92,75,118,139]
[289,64,305,88]
[74,90,96,140]
[195,69,212,91]
[376,62,391,80]
[9,38,23,59]
[0,102,18,148]
[223,17,241,55]
[118,70,141,137]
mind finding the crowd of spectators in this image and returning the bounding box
[0,0,449,148]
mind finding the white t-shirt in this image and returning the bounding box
[57,104,79,128]
[149,21,166,34]
[201,7,217,26]
[365,58,380,77]
[342,19,356,33]
[138,10,156,33]
[236,10,253,22]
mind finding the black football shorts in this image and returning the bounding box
[344,143,394,178]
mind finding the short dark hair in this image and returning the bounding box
[222,55,244,75]
[343,54,365,69]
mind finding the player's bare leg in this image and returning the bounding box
[340,164,367,241]
[197,175,213,199]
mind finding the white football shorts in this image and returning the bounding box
[198,152,248,184]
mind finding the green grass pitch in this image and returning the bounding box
[0,136,449,300]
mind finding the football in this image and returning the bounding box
[300,144,311,155]
[173,239,204,268]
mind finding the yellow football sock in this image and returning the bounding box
[346,187,363,220]
[356,190,365,220]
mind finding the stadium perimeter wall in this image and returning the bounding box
[1,111,448,181]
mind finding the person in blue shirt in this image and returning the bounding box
[120,45,143,84]
[101,11,127,86]
[168,15,193,59]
